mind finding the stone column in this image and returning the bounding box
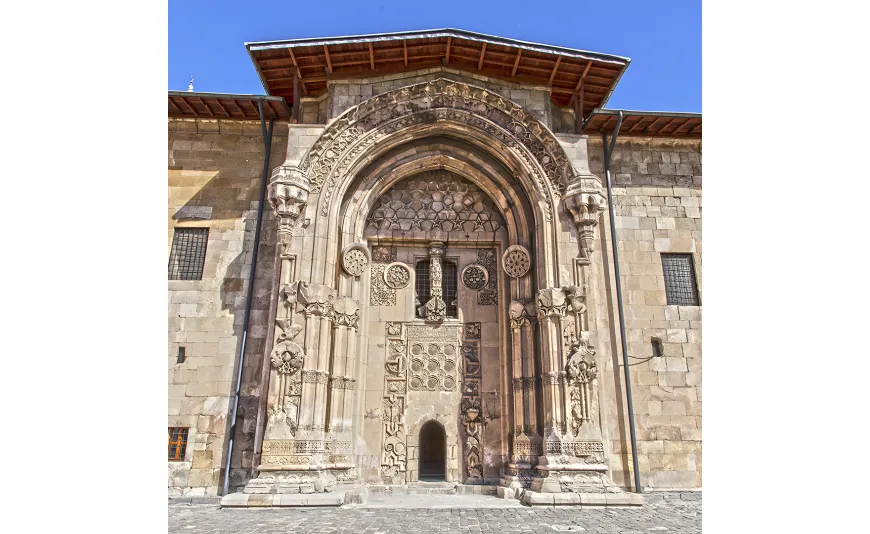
[535,287,568,440]
[243,165,341,495]
[326,295,359,477]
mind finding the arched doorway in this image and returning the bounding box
[418,421,446,481]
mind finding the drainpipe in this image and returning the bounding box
[602,112,642,493]
[222,99,275,496]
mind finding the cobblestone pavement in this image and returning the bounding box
[169,498,701,533]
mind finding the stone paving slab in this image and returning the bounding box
[169,497,701,533]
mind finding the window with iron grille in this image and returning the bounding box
[415,261,430,319]
[168,427,189,461]
[443,261,458,318]
[414,260,459,318]
[661,253,700,306]
[168,228,209,280]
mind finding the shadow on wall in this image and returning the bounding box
[169,120,288,492]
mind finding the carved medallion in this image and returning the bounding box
[341,243,369,277]
[502,245,531,278]
[383,262,411,289]
[461,264,489,291]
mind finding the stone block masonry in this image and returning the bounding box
[588,136,701,491]
[168,118,290,496]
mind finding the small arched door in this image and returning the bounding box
[418,420,446,481]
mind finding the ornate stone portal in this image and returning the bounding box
[235,77,628,504]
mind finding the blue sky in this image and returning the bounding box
[169,0,700,112]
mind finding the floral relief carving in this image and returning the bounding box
[461,264,489,291]
[383,262,411,289]
[341,244,369,277]
[503,245,531,278]
[476,249,498,305]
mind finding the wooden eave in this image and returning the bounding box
[245,28,630,116]
[584,109,701,139]
[168,91,292,121]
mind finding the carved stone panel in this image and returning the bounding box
[461,264,489,291]
[365,170,507,235]
[341,243,370,277]
[383,262,411,289]
[404,324,462,393]
[503,245,531,278]
[476,249,498,305]
[408,342,458,392]
[369,245,397,306]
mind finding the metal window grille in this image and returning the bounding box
[661,254,700,306]
[444,261,458,318]
[415,261,430,319]
[168,228,209,280]
[168,427,189,461]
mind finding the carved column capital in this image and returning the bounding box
[509,300,537,330]
[535,287,568,320]
[268,165,310,238]
[564,176,606,263]
[333,296,360,329]
[295,281,336,318]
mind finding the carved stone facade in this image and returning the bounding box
[169,50,700,500]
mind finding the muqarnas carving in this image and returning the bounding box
[365,170,507,235]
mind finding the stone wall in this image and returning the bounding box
[168,118,288,496]
[587,137,702,490]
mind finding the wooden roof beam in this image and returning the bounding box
[569,61,594,105]
[547,56,562,86]
[669,118,693,134]
[403,40,408,67]
[178,96,198,117]
[213,98,231,118]
[478,43,487,71]
[599,116,614,132]
[643,116,664,133]
[511,49,522,76]
[287,48,308,96]
[266,100,280,118]
[323,45,333,74]
[445,36,452,65]
[198,98,215,118]
[168,97,183,114]
[628,117,648,134]
[232,99,251,119]
[368,42,375,70]
[657,117,679,133]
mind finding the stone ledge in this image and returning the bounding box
[168,497,221,505]
[519,491,644,507]
[220,491,346,508]
[642,491,702,503]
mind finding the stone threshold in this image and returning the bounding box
[221,491,348,508]
[513,490,644,507]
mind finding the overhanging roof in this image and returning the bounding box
[168,91,292,121]
[584,109,701,138]
[245,28,630,111]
